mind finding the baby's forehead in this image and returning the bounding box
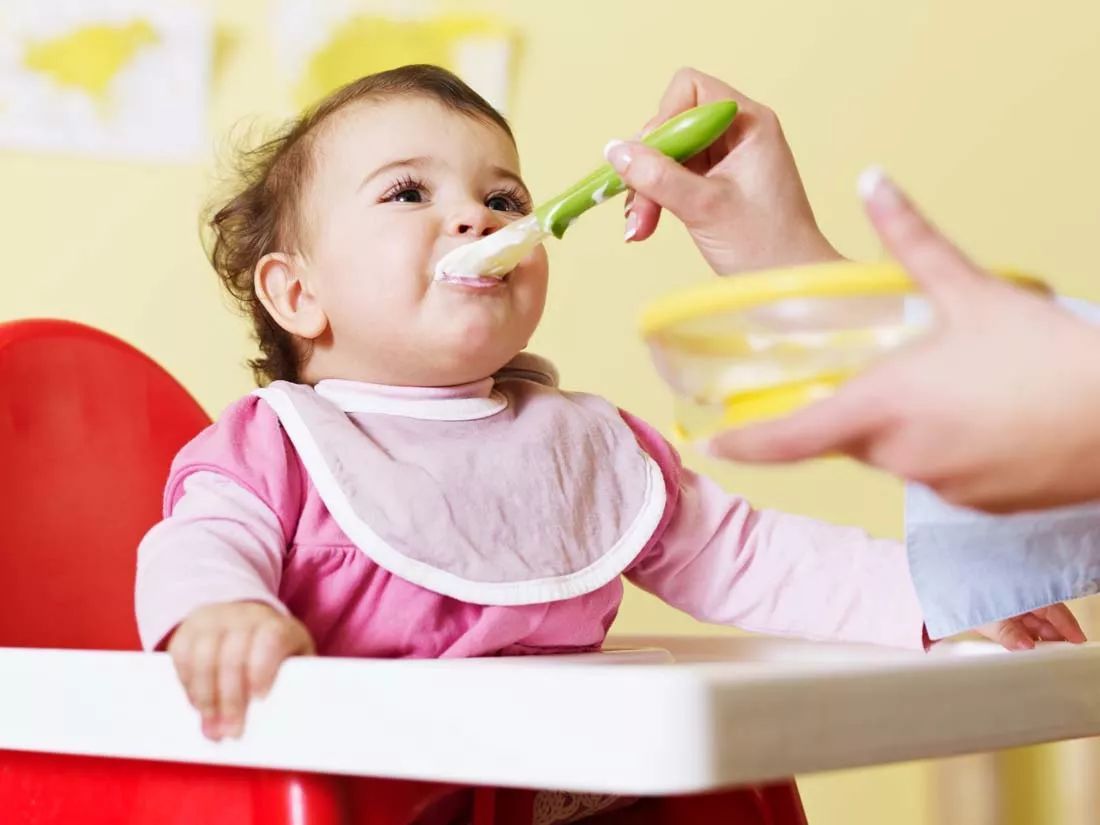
[314,96,520,171]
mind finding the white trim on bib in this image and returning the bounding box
[254,381,667,606]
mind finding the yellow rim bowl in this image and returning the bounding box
[640,260,1047,337]
[642,260,1049,435]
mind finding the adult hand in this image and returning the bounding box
[605,67,841,274]
[709,168,1100,514]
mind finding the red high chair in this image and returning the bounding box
[0,319,806,825]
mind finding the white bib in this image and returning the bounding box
[255,356,666,605]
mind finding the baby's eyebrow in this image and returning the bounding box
[358,157,530,199]
[359,156,431,190]
[491,165,531,197]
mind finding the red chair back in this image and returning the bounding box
[0,320,210,649]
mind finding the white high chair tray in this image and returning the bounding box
[2,636,1099,794]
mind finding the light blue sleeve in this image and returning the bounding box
[906,295,1100,639]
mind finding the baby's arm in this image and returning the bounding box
[626,464,1085,649]
[626,465,928,648]
[136,471,313,740]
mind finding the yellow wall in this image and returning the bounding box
[4,2,1099,823]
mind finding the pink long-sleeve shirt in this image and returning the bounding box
[135,380,926,656]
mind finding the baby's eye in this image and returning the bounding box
[486,189,531,214]
[486,194,517,212]
[391,188,424,204]
[381,176,429,204]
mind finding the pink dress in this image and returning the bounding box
[135,356,926,655]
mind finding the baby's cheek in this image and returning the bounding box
[323,275,391,336]
[528,245,550,279]
[518,251,550,315]
[363,282,422,330]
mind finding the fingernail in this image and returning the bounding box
[857,165,903,208]
[604,139,632,174]
[624,211,638,242]
[202,717,221,740]
[857,165,884,199]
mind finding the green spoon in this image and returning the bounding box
[434,100,738,280]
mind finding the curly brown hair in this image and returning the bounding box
[205,64,515,385]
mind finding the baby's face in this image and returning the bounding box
[298,96,548,386]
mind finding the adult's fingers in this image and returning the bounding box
[705,378,887,463]
[655,67,759,125]
[1037,604,1087,643]
[859,168,986,320]
[606,142,725,231]
[980,619,1035,651]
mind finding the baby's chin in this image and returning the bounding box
[418,322,526,381]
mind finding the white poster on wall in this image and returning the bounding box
[0,0,211,162]
[272,0,516,114]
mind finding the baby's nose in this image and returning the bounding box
[449,204,503,237]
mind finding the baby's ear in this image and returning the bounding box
[254,252,328,339]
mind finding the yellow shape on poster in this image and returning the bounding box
[297,15,509,108]
[22,19,159,105]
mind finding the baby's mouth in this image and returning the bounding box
[433,267,515,289]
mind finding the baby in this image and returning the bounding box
[136,65,1083,746]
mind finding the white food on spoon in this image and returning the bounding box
[433,215,548,281]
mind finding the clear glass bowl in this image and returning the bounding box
[640,262,1044,440]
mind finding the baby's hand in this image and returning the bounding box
[167,601,315,741]
[975,604,1087,651]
